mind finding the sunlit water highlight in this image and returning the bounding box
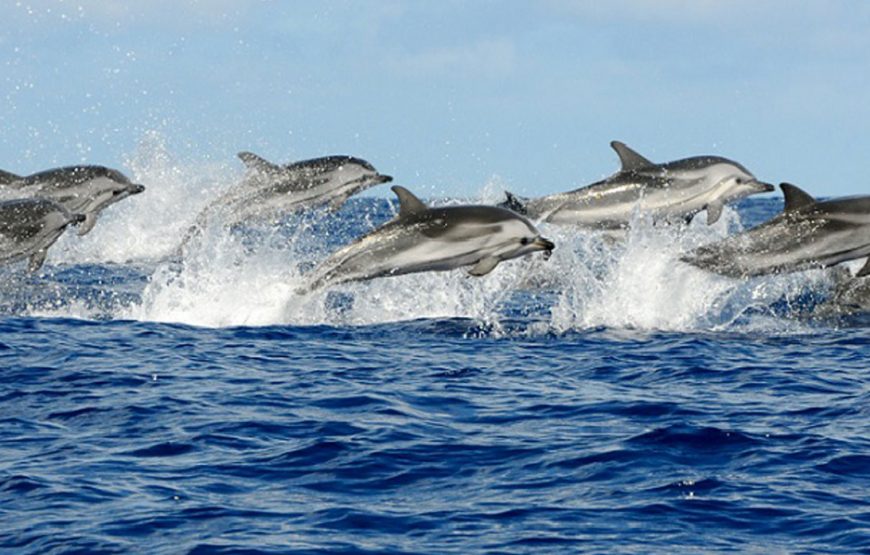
[1,135,868,554]
[6,134,852,333]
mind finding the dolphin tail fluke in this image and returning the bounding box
[0,169,23,185]
[500,191,528,216]
[237,151,281,173]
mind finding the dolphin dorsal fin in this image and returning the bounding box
[0,169,22,185]
[780,183,815,212]
[392,186,427,218]
[610,141,655,171]
[237,151,281,173]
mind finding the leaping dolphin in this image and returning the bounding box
[501,141,773,229]
[681,183,870,278]
[0,165,145,235]
[813,272,870,319]
[207,152,393,225]
[301,185,555,292]
[0,198,85,271]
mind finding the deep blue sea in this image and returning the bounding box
[1,152,868,554]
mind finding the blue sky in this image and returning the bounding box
[2,1,869,198]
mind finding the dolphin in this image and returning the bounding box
[0,165,145,235]
[501,141,773,229]
[301,185,555,292]
[0,198,85,271]
[207,152,393,225]
[813,273,870,319]
[681,183,870,278]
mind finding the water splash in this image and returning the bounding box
[52,131,239,265]
[8,140,847,333]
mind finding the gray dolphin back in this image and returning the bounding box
[682,183,870,278]
[0,169,22,186]
[238,152,281,174]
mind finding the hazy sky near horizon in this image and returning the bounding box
[2,1,869,198]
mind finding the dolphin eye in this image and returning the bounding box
[520,237,531,245]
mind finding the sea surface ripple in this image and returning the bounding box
[2,317,869,554]
[1,145,869,553]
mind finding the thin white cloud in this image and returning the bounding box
[541,0,859,26]
[388,38,517,78]
[544,0,758,22]
[3,0,258,27]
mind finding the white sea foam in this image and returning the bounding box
[51,131,239,265]
[544,211,829,334]
[26,135,840,333]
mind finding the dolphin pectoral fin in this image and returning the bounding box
[856,258,870,278]
[610,141,655,171]
[237,151,281,174]
[706,202,724,225]
[0,169,22,185]
[780,183,816,212]
[28,250,47,272]
[77,214,97,236]
[391,186,428,218]
[468,257,500,276]
[328,193,352,212]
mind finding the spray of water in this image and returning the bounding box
[15,134,845,333]
[52,131,239,265]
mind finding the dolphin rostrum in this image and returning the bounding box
[206,152,393,225]
[501,141,773,229]
[301,185,555,292]
[0,165,145,235]
[0,198,85,271]
[681,183,870,278]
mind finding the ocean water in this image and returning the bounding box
[1,139,869,554]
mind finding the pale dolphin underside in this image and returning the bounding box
[501,141,773,229]
[301,185,555,292]
[0,165,145,235]
[179,152,393,252]
[682,183,870,279]
[210,152,392,224]
[0,198,85,271]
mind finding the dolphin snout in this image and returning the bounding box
[376,174,393,184]
[129,183,146,194]
[534,237,555,260]
[535,237,555,250]
[754,180,775,193]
